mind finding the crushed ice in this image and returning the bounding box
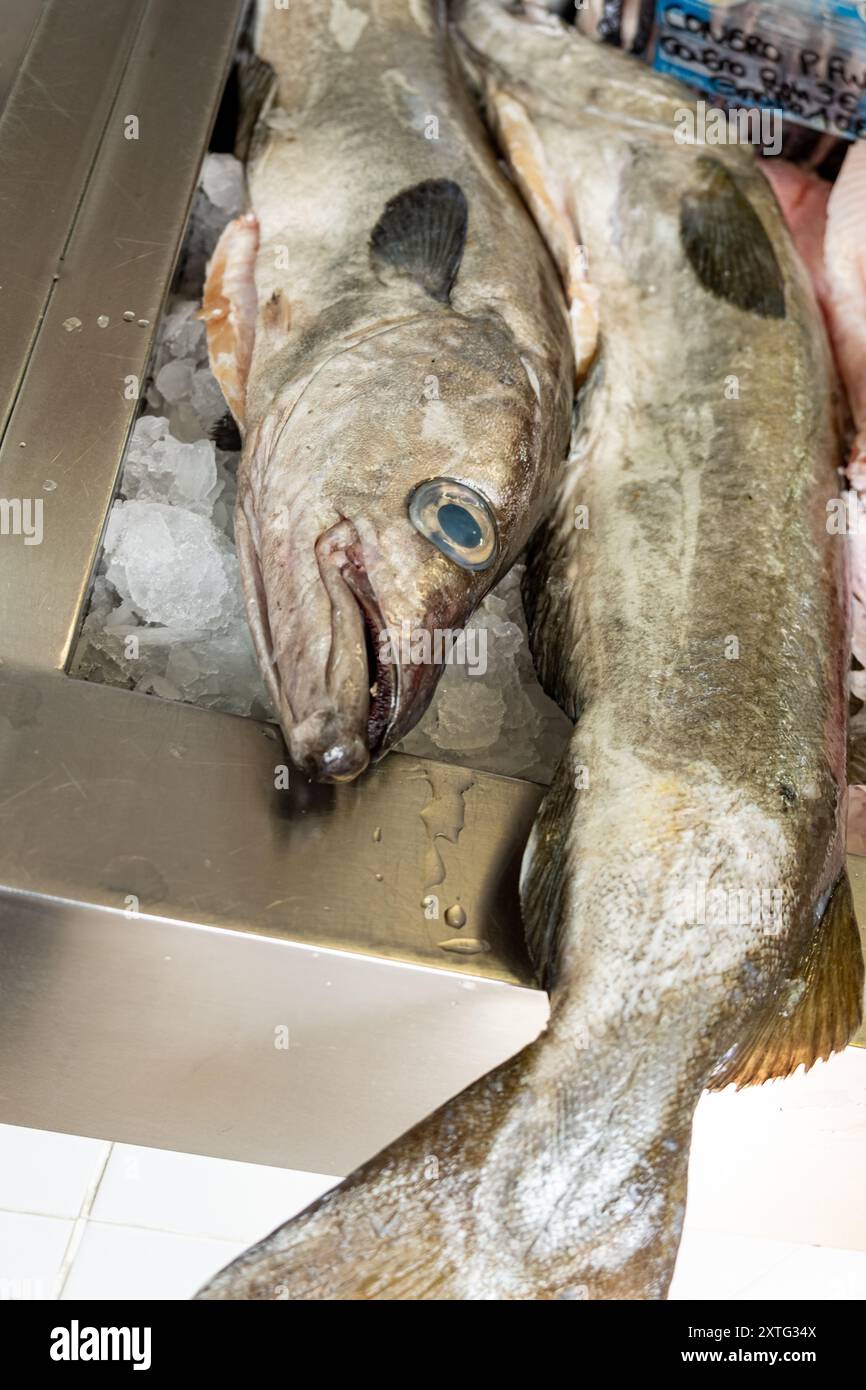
[72,154,571,781]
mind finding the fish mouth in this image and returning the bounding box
[339,538,399,761]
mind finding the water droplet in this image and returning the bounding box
[375,872,383,882]
[18,441,25,448]
[62,316,82,333]
[417,768,475,891]
[438,937,490,956]
[372,826,382,842]
[444,903,466,929]
[43,480,57,492]
[96,314,110,328]
[122,310,135,322]
[137,318,150,328]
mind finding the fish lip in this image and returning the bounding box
[339,544,399,759]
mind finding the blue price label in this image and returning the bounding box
[652,1,866,138]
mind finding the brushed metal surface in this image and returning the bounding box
[0,0,148,438]
[0,890,548,1174]
[0,0,47,114]
[0,667,541,986]
[0,665,548,1169]
[0,0,246,671]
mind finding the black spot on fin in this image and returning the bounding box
[211,412,242,452]
[680,157,786,319]
[370,179,468,303]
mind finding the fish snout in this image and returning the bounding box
[288,709,370,783]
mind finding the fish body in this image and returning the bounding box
[464,1,862,1291]
[195,4,863,1301]
[205,0,573,780]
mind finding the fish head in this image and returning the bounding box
[240,312,552,781]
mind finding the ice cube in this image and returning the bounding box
[121,417,217,515]
[135,673,183,700]
[166,401,208,444]
[171,438,218,510]
[104,500,243,630]
[161,298,206,361]
[165,624,272,718]
[201,153,247,216]
[155,358,195,405]
[191,367,228,434]
[403,563,572,781]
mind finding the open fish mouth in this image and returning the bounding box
[299,516,399,780]
[339,537,399,761]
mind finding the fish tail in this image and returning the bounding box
[708,870,865,1092]
[194,1024,690,1300]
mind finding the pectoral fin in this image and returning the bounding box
[708,871,864,1091]
[680,156,786,320]
[485,85,598,382]
[201,213,260,432]
[369,179,468,303]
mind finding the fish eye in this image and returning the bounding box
[408,478,498,572]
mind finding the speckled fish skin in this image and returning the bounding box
[194,6,862,1303]
[235,0,572,781]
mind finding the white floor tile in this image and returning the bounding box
[685,1048,866,1252]
[669,1230,801,1300]
[90,1143,337,1242]
[737,1244,866,1300]
[60,1222,244,1301]
[0,1124,109,1219]
[0,1210,74,1300]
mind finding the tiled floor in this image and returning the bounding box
[2,1046,865,1300]
[0,1131,337,1301]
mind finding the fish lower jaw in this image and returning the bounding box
[337,550,399,759]
[287,710,370,782]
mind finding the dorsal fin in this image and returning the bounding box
[369,179,468,303]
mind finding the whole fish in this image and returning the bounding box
[195,3,863,1301]
[202,0,572,781]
